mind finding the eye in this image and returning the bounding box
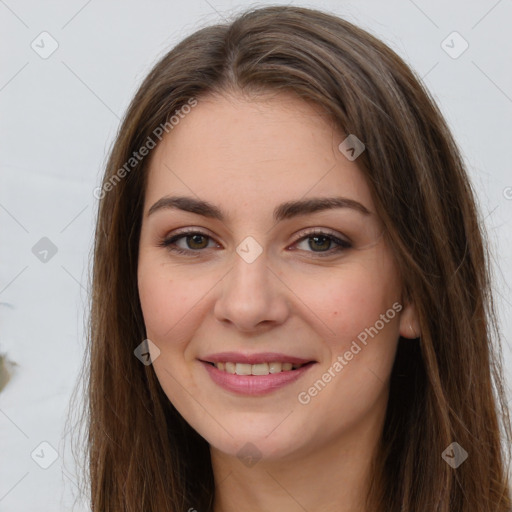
[292,230,352,256]
[158,228,352,257]
[158,230,219,255]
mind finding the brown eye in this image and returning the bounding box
[308,235,333,252]
[294,230,352,256]
[186,234,209,249]
[158,230,218,255]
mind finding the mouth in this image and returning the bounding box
[201,360,315,375]
[199,356,317,395]
[198,352,317,395]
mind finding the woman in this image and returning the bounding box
[75,5,511,511]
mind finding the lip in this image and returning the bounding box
[200,352,314,365]
[199,358,316,396]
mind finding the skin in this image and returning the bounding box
[137,91,419,512]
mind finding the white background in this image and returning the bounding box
[1,0,511,510]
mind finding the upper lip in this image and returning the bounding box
[200,352,316,365]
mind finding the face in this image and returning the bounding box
[137,91,418,462]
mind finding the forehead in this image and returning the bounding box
[144,91,374,217]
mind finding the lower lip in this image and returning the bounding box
[200,361,315,395]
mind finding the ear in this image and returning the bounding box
[398,301,420,339]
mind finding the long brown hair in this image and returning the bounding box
[70,5,511,511]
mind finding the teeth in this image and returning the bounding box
[235,363,252,375]
[269,362,282,373]
[252,363,270,375]
[213,361,304,375]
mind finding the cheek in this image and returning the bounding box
[137,253,229,350]
[137,258,205,401]
[138,270,175,340]
[137,256,200,343]
[291,262,399,348]
[293,262,401,429]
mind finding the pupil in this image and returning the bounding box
[310,235,330,251]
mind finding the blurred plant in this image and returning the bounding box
[0,351,17,392]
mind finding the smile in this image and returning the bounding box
[207,361,307,375]
[199,356,316,395]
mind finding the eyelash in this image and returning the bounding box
[158,228,352,258]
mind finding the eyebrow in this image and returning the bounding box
[147,195,371,221]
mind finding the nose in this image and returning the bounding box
[213,249,290,333]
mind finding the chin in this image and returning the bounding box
[202,420,309,464]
